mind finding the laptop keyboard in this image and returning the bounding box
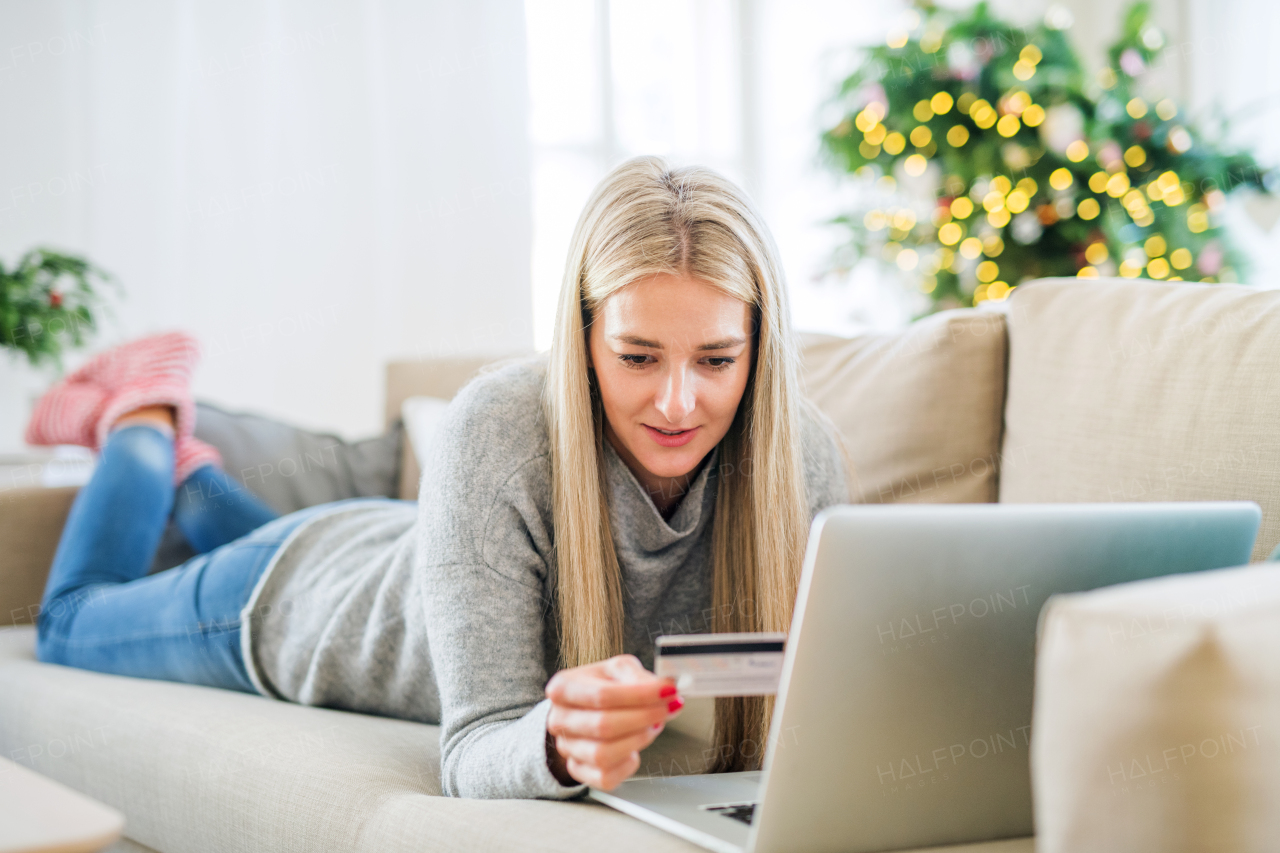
[702,802,758,825]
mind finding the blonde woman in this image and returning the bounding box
[29,155,849,799]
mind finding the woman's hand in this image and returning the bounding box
[545,654,683,790]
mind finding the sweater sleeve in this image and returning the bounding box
[418,468,584,799]
[414,363,586,800]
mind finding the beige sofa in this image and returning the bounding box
[2,277,1279,853]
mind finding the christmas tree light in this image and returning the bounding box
[820,1,1273,311]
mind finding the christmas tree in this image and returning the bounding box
[820,1,1273,310]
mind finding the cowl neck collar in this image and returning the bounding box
[602,439,720,554]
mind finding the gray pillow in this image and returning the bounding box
[193,401,403,514]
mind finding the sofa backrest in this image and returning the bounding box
[385,355,528,499]
[999,277,1280,561]
[798,309,1007,504]
[386,308,1010,506]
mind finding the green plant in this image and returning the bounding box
[820,1,1273,311]
[0,248,114,367]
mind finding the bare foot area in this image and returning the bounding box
[113,405,176,434]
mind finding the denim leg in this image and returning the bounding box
[36,423,330,692]
[174,465,279,554]
[41,424,175,607]
[36,508,325,692]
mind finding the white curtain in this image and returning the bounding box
[0,0,532,451]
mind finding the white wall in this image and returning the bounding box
[0,0,532,451]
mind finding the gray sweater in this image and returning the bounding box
[240,356,849,799]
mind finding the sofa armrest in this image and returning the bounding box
[0,487,76,627]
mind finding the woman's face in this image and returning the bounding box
[587,273,753,502]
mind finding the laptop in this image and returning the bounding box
[590,502,1261,853]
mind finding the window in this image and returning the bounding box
[525,0,903,350]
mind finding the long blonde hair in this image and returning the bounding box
[543,155,810,772]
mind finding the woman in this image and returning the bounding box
[29,156,850,800]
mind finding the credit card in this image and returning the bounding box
[654,632,787,697]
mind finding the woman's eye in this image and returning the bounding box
[616,354,734,370]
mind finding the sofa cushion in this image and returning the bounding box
[0,627,1034,851]
[799,308,1007,505]
[0,627,711,853]
[998,278,1280,561]
[1032,564,1280,852]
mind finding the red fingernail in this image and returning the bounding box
[659,684,677,698]
[668,698,684,714]
[651,722,663,732]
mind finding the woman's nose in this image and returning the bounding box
[655,366,695,423]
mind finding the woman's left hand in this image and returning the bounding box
[544,654,683,789]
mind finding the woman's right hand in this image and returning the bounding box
[545,654,683,790]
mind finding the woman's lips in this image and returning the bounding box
[643,424,699,448]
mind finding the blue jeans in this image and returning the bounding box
[36,425,332,693]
